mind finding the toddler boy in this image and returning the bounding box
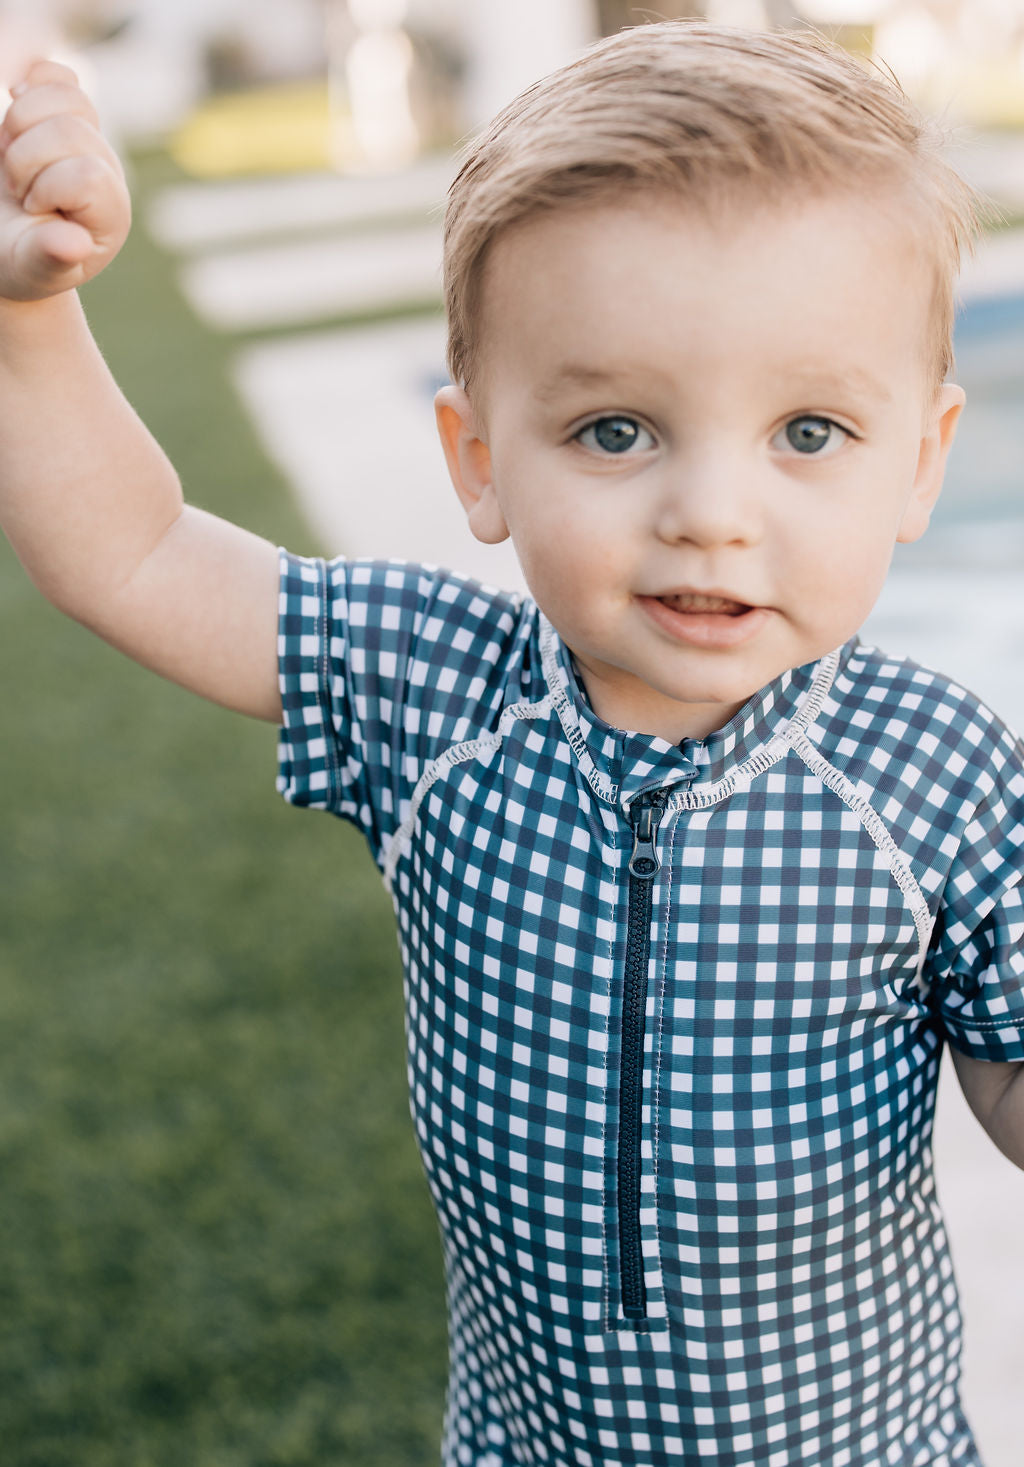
[1,20,1023,1467]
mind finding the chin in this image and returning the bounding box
[658,672,763,707]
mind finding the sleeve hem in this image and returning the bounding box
[943,1013,1024,1034]
[313,556,341,808]
[942,1015,1024,1064]
[276,550,342,813]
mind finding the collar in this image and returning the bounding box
[539,616,846,809]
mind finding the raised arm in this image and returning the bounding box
[0,61,282,721]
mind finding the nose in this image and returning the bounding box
[652,449,762,549]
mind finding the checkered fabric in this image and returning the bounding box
[277,551,1024,1467]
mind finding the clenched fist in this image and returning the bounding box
[0,59,130,302]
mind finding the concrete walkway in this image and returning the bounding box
[145,132,1024,333]
[146,155,455,251]
[149,136,1024,1467]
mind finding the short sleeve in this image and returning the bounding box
[926,728,1024,1062]
[275,549,528,864]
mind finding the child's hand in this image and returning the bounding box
[0,60,130,302]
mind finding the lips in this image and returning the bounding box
[637,591,769,649]
[657,591,750,616]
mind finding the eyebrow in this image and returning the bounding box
[784,365,894,406]
[533,361,894,406]
[532,363,661,397]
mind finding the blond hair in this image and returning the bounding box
[443,22,983,395]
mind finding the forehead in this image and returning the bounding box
[473,191,935,407]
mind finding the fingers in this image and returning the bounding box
[22,153,130,249]
[0,57,111,198]
[0,215,96,303]
[1,78,100,145]
[0,60,95,149]
[3,114,124,209]
[0,58,130,299]
[9,58,85,99]
[0,65,128,247]
[18,215,95,274]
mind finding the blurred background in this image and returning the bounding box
[0,2,1022,1464]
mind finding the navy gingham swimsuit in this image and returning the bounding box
[277,552,1024,1467]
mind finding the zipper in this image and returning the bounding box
[617,787,669,1320]
[619,768,703,1319]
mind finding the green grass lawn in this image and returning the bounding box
[0,155,447,1466]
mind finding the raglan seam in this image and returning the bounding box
[380,696,555,888]
[783,726,934,976]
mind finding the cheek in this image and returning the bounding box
[790,462,913,561]
[512,513,631,618]
[808,521,898,624]
[499,473,625,565]
[518,523,620,585]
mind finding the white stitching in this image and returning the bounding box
[381,696,553,888]
[539,616,619,804]
[541,626,843,813]
[667,649,842,812]
[783,727,934,977]
[316,558,342,804]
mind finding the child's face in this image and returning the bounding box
[436,191,964,743]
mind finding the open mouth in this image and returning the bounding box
[638,591,768,648]
[656,592,751,617]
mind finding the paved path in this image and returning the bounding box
[147,155,455,251]
[150,138,1024,1467]
[146,134,1024,331]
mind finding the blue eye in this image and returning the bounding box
[577,416,655,455]
[778,416,846,455]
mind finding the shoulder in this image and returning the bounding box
[281,551,538,669]
[809,640,1024,880]
[279,551,550,743]
[277,554,548,827]
[283,550,525,633]
[825,638,1024,785]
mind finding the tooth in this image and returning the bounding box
[665,594,737,612]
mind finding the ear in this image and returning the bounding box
[897,383,966,544]
[434,384,510,545]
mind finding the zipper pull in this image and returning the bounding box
[627,791,667,879]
